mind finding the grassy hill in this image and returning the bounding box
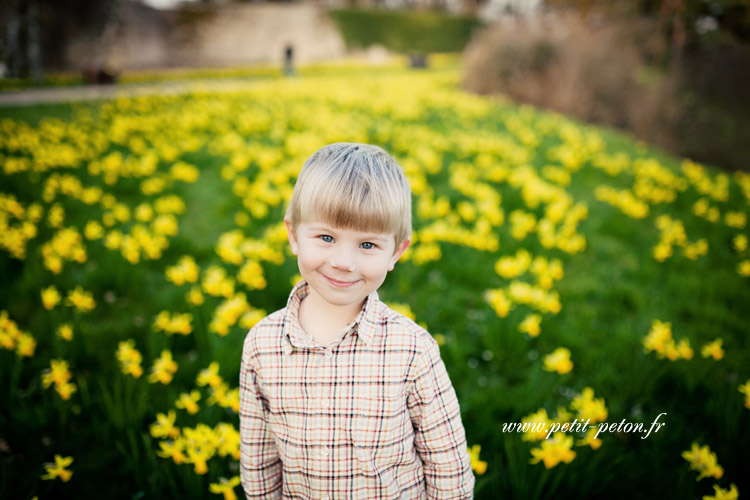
[1,64,748,499]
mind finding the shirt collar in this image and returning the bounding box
[282,280,380,354]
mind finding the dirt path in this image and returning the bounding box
[0,78,279,108]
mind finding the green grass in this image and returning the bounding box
[1,66,748,499]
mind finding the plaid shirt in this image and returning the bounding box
[239,281,475,499]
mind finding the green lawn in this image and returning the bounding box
[1,65,748,499]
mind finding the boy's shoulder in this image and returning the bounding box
[371,300,440,352]
[252,307,287,330]
[242,307,288,354]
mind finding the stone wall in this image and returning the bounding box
[67,2,347,71]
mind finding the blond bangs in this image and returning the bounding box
[286,143,412,245]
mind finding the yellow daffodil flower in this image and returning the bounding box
[157,437,187,464]
[520,408,553,442]
[570,387,608,424]
[643,319,673,354]
[41,286,61,310]
[41,455,73,482]
[65,286,95,313]
[577,427,603,450]
[518,314,542,337]
[209,476,241,500]
[239,309,266,330]
[197,362,223,388]
[0,311,36,356]
[386,303,416,321]
[148,350,178,384]
[484,288,511,318]
[733,234,748,253]
[209,294,250,336]
[530,433,576,468]
[682,442,724,481]
[150,410,180,439]
[176,390,201,415]
[116,340,143,378]
[186,285,204,306]
[153,311,193,336]
[84,220,104,240]
[166,256,200,286]
[701,338,724,360]
[41,359,72,388]
[467,444,487,475]
[543,347,573,374]
[15,333,37,357]
[57,324,73,341]
[214,423,240,459]
[702,484,738,500]
[737,380,750,409]
[202,266,235,298]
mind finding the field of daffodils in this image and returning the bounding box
[1,63,748,499]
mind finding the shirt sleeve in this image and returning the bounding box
[239,333,282,499]
[408,337,475,499]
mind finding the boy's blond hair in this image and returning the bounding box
[286,143,412,247]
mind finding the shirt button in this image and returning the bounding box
[320,446,329,457]
[324,350,333,359]
[320,398,329,408]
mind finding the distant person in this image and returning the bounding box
[239,143,475,498]
[283,44,294,76]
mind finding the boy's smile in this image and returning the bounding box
[285,220,410,324]
[323,275,359,288]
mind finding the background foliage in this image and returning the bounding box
[329,8,483,53]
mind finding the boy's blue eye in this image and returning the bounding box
[361,242,375,250]
[320,235,333,243]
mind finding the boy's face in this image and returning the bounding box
[285,219,410,313]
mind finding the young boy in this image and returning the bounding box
[239,143,475,499]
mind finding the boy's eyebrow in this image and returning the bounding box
[307,224,335,233]
[307,224,392,242]
[359,233,391,243]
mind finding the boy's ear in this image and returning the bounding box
[388,238,411,271]
[284,218,299,256]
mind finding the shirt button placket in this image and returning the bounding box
[322,348,334,405]
[320,349,333,471]
[320,348,332,407]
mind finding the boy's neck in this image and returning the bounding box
[297,289,366,347]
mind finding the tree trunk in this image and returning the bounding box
[659,0,686,74]
[27,0,44,84]
[5,0,22,78]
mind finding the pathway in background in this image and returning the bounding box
[0,79,270,107]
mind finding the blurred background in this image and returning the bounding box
[2,0,749,170]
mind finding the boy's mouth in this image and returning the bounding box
[323,274,360,288]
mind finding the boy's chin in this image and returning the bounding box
[310,283,369,305]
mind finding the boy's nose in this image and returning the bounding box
[329,249,356,272]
